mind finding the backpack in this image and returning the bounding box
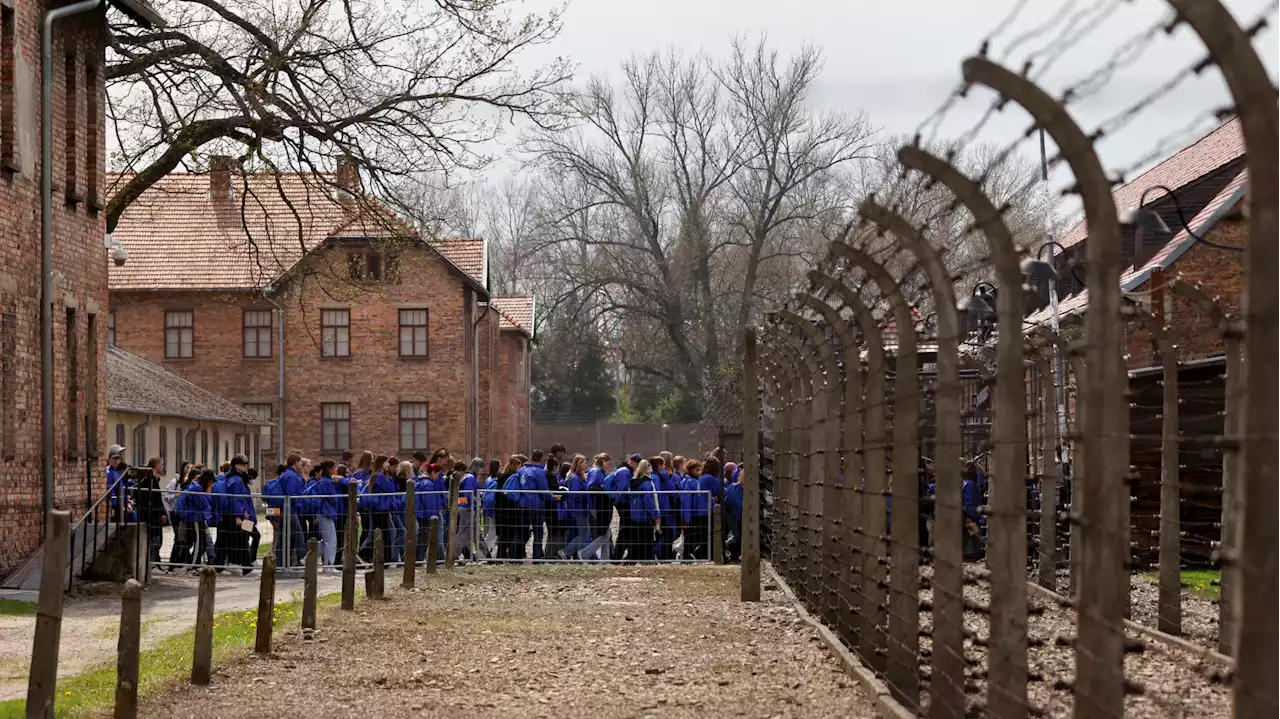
[502,469,525,503]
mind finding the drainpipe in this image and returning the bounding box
[42,0,103,533]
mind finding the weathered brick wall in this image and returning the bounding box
[1123,214,1245,370]
[0,5,108,574]
[108,245,540,466]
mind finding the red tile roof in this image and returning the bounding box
[107,172,487,291]
[490,296,535,336]
[1058,117,1244,251]
[1026,168,1247,325]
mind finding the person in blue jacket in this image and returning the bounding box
[454,458,482,563]
[497,455,528,560]
[480,459,500,558]
[170,467,208,568]
[308,460,342,570]
[275,453,308,566]
[723,465,744,563]
[580,454,613,561]
[386,455,407,564]
[651,456,678,560]
[351,452,374,559]
[606,454,639,561]
[520,450,550,560]
[627,460,661,561]
[961,462,986,560]
[359,455,394,562]
[105,444,134,521]
[680,459,711,560]
[557,455,592,560]
[413,462,445,564]
[221,454,257,575]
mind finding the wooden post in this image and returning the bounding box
[372,529,385,599]
[113,579,143,719]
[403,482,416,589]
[364,571,374,598]
[712,503,723,564]
[1218,337,1242,655]
[302,539,318,630]
[445,472,461,570]
[426,515,440,574]
[191,567,216,685]
[254,554,276,654]
[741,328,761,602]
[26,509,70,719]
[341,483,357,611]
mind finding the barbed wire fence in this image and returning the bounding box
[740,2,1275,717]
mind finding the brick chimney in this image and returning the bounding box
[336,155,360,197]
[209,155,232,200]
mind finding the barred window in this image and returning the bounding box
[243,310,272,358]
[322,403,351,453]
[164,311,193,358]
[398,309,428,357]
[321,309,350,358]
[399,402,428,452]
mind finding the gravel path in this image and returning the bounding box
[1126,574,1221,650]
[141,565,875,718]
[0,571,343,700]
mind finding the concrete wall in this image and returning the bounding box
[105,410,263,478]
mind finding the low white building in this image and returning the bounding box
[107,346,270,474]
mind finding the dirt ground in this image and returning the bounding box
[140,565,876,718]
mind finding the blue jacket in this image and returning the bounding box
[414,476,445,520]
[629,475,660,524]
[261,476,285,515]
[481,477,498,516]
[558,472,589,521]
[209,477,228,521]
[175,482,211,525]
[653,471,677,523]
[606,466,633,506]
[724,482,744,529]
[277,467,306,513]
[962,478,985,526]
[519,463,549,510]
[586,467,607,489]
[697,473,723,506]
[681,474,707,523]
[361,473,396,512]
[458,473,478,511]
[307,476,342,521]
[223,472,256,522]
[106,464,131,514]
[501,470,527,504]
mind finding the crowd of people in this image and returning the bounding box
[101,441,749,575]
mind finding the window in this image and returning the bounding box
[243,310,272,358]
[164,311,193,358]
[115,423,124,447]
[399,402,428,452]
[320,309,350,357]
[1,5,15,170]
[63,52,78,200]
[185,430,197,465]
[244,403,273,451]
[159,425,168,470]
[398,309,428,358]
[321,403,350,453]
[213,430,220,467]
[131,425,146,466]
[174,427,184,466]
[107,310,115,347]
[346,249,398,283]
[85,314,98,454]
[85,56,99,206]
[200,430,208,465]
[65,310,78,456]
[1,311,14,457]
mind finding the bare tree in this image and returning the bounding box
[105,0,571,231]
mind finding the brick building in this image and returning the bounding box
[0,0,161,575]
[107,162,532,468]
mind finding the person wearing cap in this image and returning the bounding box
[106,444,133,521]
[219,454,257,574]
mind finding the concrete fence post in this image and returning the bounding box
[741,327,761,602]
[113,579,143,719]
[25,509,69,719]
[191,567,216,685]
[303,539,318,631]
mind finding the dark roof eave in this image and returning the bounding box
[107,405,270,426]
[109,0,166,27]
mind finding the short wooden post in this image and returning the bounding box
[372,529,385,599]
[426,516,440,574]
[253,554,276,654]
[403,482,416,589]
[113,579,143,719]
[191,567,216,685]
[712,503,724,565]
[302,539,318,630]
[444,472,461,570]
[741,328,761,601]
[341,483,357,611]
[26,509,70,719]
[364,571,374,598]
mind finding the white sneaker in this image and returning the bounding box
[556,550,568,560]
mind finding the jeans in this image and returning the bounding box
[454,508,475,561]
[389,512,406,562]
[289,512,306,567]
[316,517,337,566]
[562,514,592,558]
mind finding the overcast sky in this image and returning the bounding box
[506,0,1277,190]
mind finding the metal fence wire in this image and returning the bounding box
[739,4,1275,717]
